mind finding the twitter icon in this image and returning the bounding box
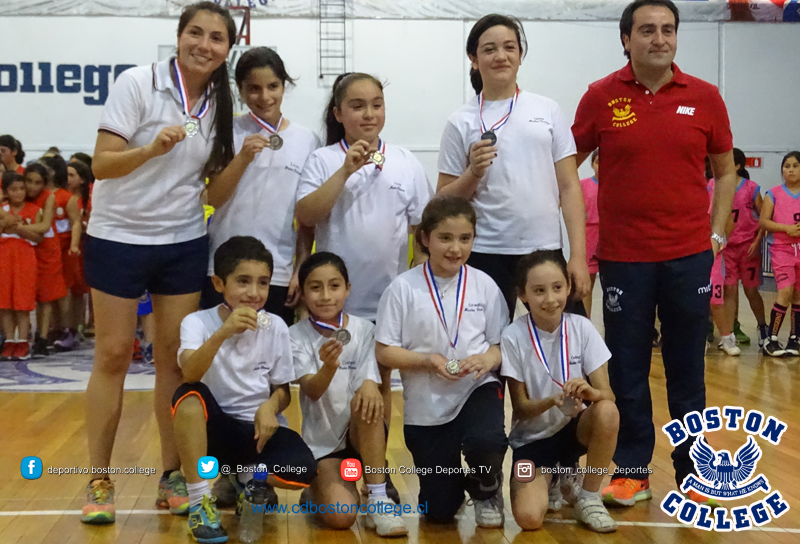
[198,456,219,479]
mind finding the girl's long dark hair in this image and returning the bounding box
[68,160,93,209]
[466,14,527,95]
[177,2,237,178]
[235,46,296,89]
[323,73,383,146]
[39,154,68,189]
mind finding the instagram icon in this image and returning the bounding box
[514,459,535,483]
[340,458,362,482]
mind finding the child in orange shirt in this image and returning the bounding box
[0,172,44,360]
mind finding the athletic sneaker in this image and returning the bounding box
[763,336,786,357]
[156,470,190,515]
[211,476,238,509]
[785,336,800,356]
[574,497,617,533]
[143,342,154,365]
[602,478,652,507]
[365,497,408,537]
[560,466,584,506]
[719,334,741,356]
[472,489,504,528]
[14,342,31,361]
[187,494,228,544]
[547,477,563,512]
[684,489,720,509]
[359,463,401,504]
[81,479,115,524]
[733,320,750,345]
[53,329,78,351]
[32,335,49,357]
[1,341,17,361]
[758,325,770,348]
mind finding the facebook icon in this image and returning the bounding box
[21,456,43,480]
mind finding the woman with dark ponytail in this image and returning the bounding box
[81,1,235,526]
[437,14,590,317]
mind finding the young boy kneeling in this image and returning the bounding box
[173,236,316,543]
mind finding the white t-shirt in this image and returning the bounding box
[208,115,320,286]
[438,90,577,254]
[500,313,610,449]
[178,306,295,424]
[296,142,433,320]
[290,315,382,459]
[374,265,509,426]
[89,59,216,245]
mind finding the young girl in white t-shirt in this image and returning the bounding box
[436,14,589,316]
[501,250,618,533]
[290,252,407,537]
[295,72,433,323]
[203,47,319,325]
[375,195,509,527]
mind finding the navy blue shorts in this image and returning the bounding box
[84,235,208,299]
[511,411,587,469]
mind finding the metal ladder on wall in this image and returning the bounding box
[319,0,347,80]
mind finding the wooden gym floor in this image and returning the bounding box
[1,287,799,544]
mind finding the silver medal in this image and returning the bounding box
[480,130,497,146]
[184,119,199,138]
[256,310,271,330]
[558,396,580,418]
[334,328,351,345]
[367,150,385,167]
[268,133,283,151]
[445,359,461,376]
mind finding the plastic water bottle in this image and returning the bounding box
[238,464,269,544]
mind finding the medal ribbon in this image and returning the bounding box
[172,58,210,121]
[249,112,283,135]
[339,139,386,170]
[423,261,467,349]
[527,313,569,387]
[478,85,520,135]
[309,312,344,333]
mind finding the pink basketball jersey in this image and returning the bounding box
[728,179,761,246]
[768,184,800,246]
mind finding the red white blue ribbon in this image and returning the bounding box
[172,58,210,120]
[339,139,386,170]
[478,85,519,135]
[249,112,283,135]
[527,313,569,387]
[309,312,344,333]
[423,261,468,350]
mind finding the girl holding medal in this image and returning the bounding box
[437,14,590,316]
[203,47,319,325]
[501,250,618,533]
[295,72,433,325]
[81,2,236,525]
[375,195,509,526]
[289,252,407,536]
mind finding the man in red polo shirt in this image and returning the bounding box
[572,0,736,508]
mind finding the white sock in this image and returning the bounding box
[187,481,210,508]
[578,487,600,502]
[367,483,387,500]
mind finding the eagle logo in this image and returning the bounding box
[690,435,762,490]
[612,104,635,121]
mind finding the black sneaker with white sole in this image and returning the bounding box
[758,325,770,348]
[785,336,800,356]
[763,336,786,357]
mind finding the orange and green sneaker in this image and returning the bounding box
[81,478,115,525]
[602,477,652,507]
[684,489,721,509]
[157,470,190,515]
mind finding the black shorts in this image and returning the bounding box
[84,235,208,299]
[315,423,389,463]
[199,276,295,326]
[171,382,317,486]
[511,411,587,469]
